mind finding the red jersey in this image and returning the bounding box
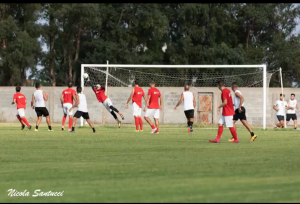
[148,87,161,109]
[132,87,145,108]
[13,93,26,109]
[62,88,76,105]
[94,87,108,103]
[221,88,235,116]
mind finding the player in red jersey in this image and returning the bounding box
[12,86,32,130]
[209,81,239,143]
[87,81,124,127]
[60,82,77,131]
[144,80,163,134]
[125,79,147,132]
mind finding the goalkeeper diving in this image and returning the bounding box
[86,80,124,127]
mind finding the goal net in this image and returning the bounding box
[81,64,277,129]
[83,66,274,88]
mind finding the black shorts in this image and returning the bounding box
[184,109,194,119]
[35,107,49,117]
[286,114,297,121]
[277,115,284,122]
[74,111,90,120]
[233,106,246,121]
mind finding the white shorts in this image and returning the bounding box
[103,98,113,112]
[132,102,142,117]
[16,109,25,117]
[145,109,160,119]
[63,103,73,116]
[219,115,233,127]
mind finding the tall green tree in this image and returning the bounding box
[0,3,41,85]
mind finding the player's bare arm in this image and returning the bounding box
[273,105,279,112]
[12,98,16,105]
[60,94,64,107]
[31,94,35,109]
[174,93,184,110]
[147,95,151,107]
[144,95,151,111]
[193,94,196,109]
[142,94,147,109]
[71,93,77,110]
[159,96,163,111]
[287,100,295,110]
[43,91,48,101]
[217,99,227,114]
[125,88,135,108]
[235,92,244,113]
[70,95,80,112]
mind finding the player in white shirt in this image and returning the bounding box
[69,86,96,133]
[273,94,288,129]
[31,82,53,131]
[174,85,196,133]
[286,93,298,130]
[230,82,257,142]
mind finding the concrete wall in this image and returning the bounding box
[1,86,299,126]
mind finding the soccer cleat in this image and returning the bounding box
[188,127,191,133]
[250,135,257,142]
[21,125,25,130]
[93,130,96,133]
[69,131,75,133]
[228,137,235,142]
[118,121,121,128]
[48,129,54,132]
[154,130,159,134]
[62,127,64,131]
[120,114,124,120]
[231,140,239,143]
[34,129,39,132]
[150,128,157,134]
[190,129,194,133]
[209,138,220,143]
[28,125,32,130]
[134,130,139,132]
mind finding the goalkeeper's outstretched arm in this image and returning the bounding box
[86,80,96,93]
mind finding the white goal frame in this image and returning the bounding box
[81,63,267,130]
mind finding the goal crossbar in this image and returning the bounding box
[81,63,267,130]
[82,64,265,68]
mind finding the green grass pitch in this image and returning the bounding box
[1,124,300,203]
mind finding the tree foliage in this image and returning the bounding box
[0,3,300,87]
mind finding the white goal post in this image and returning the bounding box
[80,63,268,130]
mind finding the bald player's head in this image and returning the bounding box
[184,85,189,91]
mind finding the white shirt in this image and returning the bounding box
[274,100,287,116]
[34,90,45,107]
[183,91,194,111]
[287,99,297,114]
[77,93,88,112]
[233,90,244,110]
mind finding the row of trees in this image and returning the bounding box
[0,3,300,86]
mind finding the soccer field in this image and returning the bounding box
[1,124,300,203]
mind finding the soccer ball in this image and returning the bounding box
[83,73,89,79]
